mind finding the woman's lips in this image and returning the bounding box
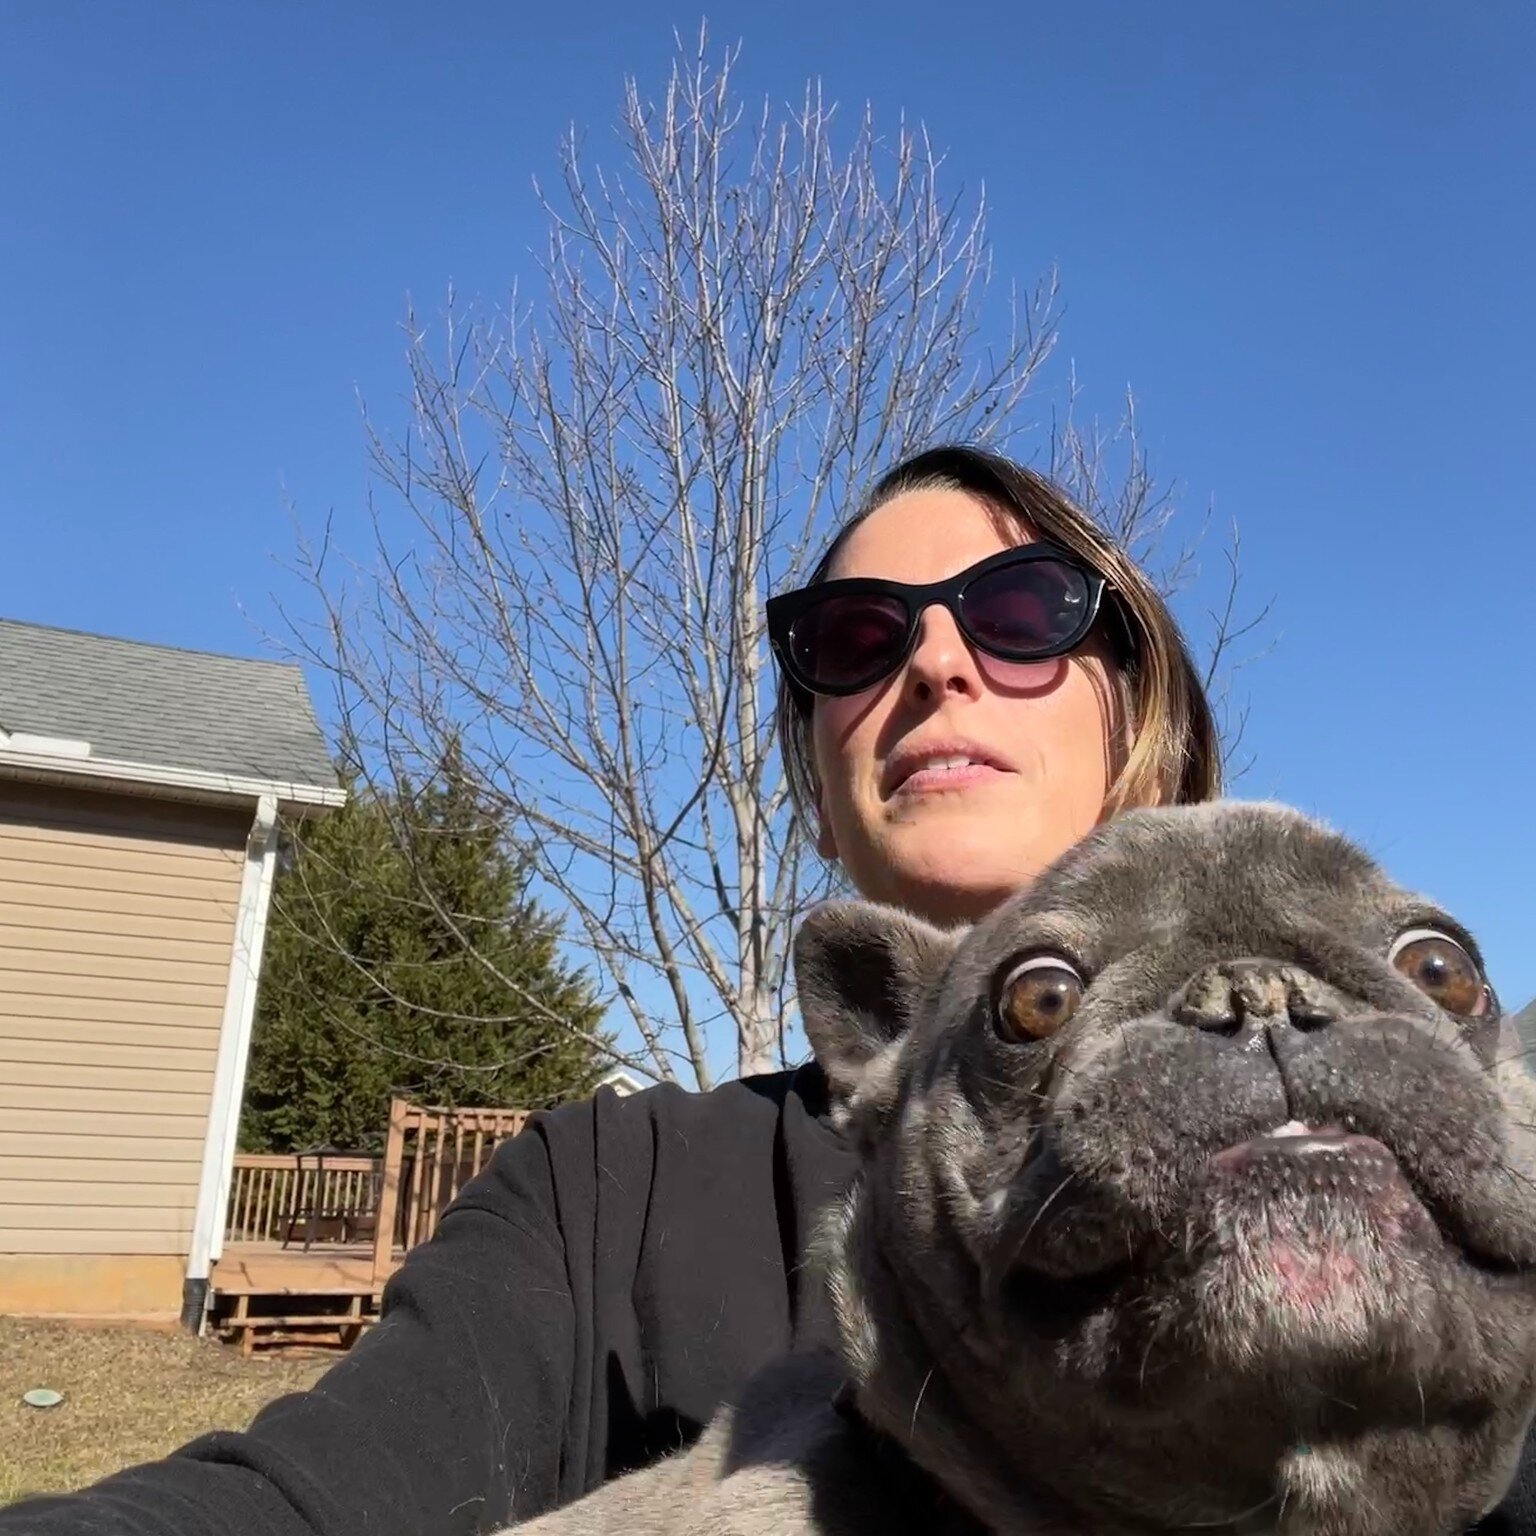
[893,760,1010,796]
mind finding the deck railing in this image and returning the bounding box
[225,1153,382,1245]
[372,1100,530,1282]
[224,1102,529,1278]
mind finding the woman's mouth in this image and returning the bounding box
[894,756,1009,795]
[883,737,1016,797]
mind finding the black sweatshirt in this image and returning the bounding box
[5,1067,1535,1535]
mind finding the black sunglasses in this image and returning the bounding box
[766,542,1120,701]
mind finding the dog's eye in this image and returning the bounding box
[995,955,1085,1043]
[1388,928,1491,1018]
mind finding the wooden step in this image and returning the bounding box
[217,1292,376,1356]
[228,1321,372,1356]
[226,1311,371,1328]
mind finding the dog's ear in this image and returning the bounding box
[795,901,959,1128]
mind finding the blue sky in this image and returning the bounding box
[3,1,1533,1027]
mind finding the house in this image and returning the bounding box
[0,618,340,1328]
[595,1065,647,1097]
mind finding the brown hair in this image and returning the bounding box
[775,444,1222,833]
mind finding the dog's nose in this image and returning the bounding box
[1174,959,1336,1035]
[1227,960,1289,1023]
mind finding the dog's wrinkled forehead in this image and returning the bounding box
[970,800,1429,975]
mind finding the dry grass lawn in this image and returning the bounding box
[0,1317,328,1508]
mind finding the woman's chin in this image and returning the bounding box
[878,835,1055,926]
[832,786,1104,923]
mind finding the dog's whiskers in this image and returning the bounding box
[966,1069,1053,1105]
[1489,1154,1536,1199]
[1173,1486,1282,1529]
[1495,1039,1536,1069]
[1136,1302,1178,1396]
[1013,1172,1075,1258]
[908,1368,934,1439]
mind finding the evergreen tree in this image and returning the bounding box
[239,751,607,1152]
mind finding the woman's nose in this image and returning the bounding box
[902,603,982,701]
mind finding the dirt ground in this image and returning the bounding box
[0,1317,329,1507]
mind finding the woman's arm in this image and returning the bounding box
[0,1069,852,1536]
[0,1117,580,1536]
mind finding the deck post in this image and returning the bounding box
[372,1097,409,1289]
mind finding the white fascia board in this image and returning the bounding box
[185,794,283,1300]
[596,1067,648,1097]
[0,744,345,810]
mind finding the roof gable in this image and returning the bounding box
[0,618,336,794]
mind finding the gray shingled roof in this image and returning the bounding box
[0,618,336,789]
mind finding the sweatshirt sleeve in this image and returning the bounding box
[0,1114,582,1536]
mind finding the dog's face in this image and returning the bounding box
[798,803,1536,1536]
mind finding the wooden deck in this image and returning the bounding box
[211,1240,397,1297]
[211,1099,530,1351]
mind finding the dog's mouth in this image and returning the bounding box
[1206,1120,1425,1215]
[1203,1119,1519,1268]
[993,1127,1451,1342]
[992,1115,1523,1306]
[1212,1118,1379,1168]
[1201,1119,1449,1298]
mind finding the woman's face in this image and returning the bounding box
[810,487,1126,926]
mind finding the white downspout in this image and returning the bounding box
[182,793,281,1330]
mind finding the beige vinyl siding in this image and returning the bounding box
[0,783,247,1260]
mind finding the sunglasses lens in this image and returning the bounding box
[960,558,1092,656]
[790,593,910,692]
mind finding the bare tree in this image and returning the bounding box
[292,33,1253,1090]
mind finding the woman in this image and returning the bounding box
[769,444,1216,928]
[9,446,1530,1535]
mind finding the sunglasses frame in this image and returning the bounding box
[766,542,1118,703]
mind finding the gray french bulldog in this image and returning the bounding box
[509,802,1536,1536]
